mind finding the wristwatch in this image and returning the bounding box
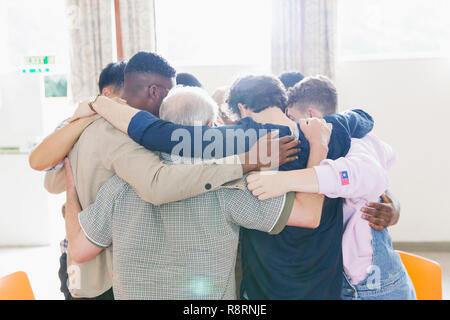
[88,94,102,112]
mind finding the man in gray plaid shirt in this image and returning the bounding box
[63,86,330,299]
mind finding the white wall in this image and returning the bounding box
[0,155,50,246]
[0,73,73,247]
[335,57,450,242]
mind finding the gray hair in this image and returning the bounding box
[159,86,218,126]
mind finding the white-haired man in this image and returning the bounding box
[159,86,218,126]
[63,86,332,299]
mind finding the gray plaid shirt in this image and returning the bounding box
[79,165,294,300]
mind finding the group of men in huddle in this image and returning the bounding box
[30,51,415,300]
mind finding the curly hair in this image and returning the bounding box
[287,75,337,115]
[227,75,288,115]
[124,51,176,78]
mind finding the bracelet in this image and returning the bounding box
[88,94,102,112]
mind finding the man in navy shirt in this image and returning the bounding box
[75,52,374,299]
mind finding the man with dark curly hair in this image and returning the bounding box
[227,75,290,114]
[120,51,177,116]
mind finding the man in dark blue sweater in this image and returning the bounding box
[78,52,374,299]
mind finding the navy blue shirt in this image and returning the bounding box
[127,109,374,299]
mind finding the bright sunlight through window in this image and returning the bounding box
[155,0,272,67]
[338,0,450,60]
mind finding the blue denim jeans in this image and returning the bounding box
[341,228,416,300]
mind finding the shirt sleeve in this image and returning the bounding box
[127,110,288,158]
[127,109,374,169]
[318,109,375,161]
[313,136,393,202]
[99,122,243,206]
[285,108,375,169]
[78,175,126,248]
[220,176,295,235]
[128,110,233,157]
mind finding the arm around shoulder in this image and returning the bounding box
[103,129,244,206]
[29,115,100,171]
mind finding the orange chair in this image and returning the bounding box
[0,271,35,300]
[396,250,442,300]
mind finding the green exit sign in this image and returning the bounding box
[24,55,56,65]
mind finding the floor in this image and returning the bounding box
[1,239,449,300]
[0,244,64,299]
[0,194,66,300]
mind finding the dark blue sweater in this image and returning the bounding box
[128,109,373,167]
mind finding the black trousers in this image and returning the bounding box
[58,252,114,300]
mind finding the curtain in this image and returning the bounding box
[271,0,337,79]
[66,0,114,103]
[119,0,157,60]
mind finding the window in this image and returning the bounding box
[0,0,70,78]
[338,0,450,60]
[154,0,271,67]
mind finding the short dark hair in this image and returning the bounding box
[279,72,305,89]
[176,73,203,88]
[287,75,337,115]
[98,61,127,93]
[227,75,288,115]
[124,51,176,78]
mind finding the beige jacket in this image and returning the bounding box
[45,118,243,298]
